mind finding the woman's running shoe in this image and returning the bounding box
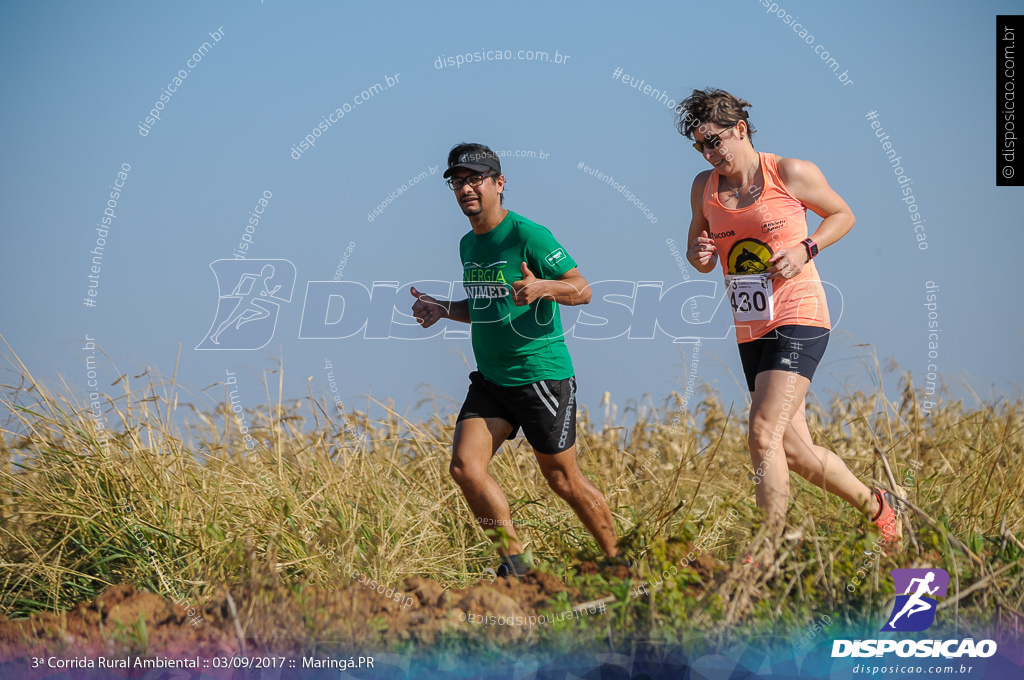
[872,488,901,544]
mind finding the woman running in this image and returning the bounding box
[677,88,898,545]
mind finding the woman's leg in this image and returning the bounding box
[747,370,798,533]
[782,399,877,516]
[748,370,879,531]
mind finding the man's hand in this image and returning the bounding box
[511,262,545,306]
[410,287,448,328]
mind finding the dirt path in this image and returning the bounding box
[0,569,610,669]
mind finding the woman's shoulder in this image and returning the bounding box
[688,169,716,208]
[690,169,714,194]
[692,168,714,183]
[774,155,821,184]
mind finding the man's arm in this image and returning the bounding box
[446,299,471,323]
[410,287,470,327]
[511,265,592,307]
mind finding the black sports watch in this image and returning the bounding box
[801,238,819,260]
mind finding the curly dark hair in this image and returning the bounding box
[674,88,756,143]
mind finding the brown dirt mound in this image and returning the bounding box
[0,569,597,667]
[665,540,721,584]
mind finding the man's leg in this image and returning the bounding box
[533,445,619,557]
[449,416,522,555]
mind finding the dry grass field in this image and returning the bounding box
[0,346,1021,664]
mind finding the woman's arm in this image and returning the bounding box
[778,156,855,253]
[766,157,856,278]
[686,170,718,274]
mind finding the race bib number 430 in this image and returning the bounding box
[725,274,774,322]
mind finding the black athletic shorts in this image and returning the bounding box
[737,325,829,392]
[456,371,577,454]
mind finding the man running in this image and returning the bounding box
[410,143,620,578]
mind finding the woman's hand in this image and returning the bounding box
[766,248,808,280]
[688,230,718,268]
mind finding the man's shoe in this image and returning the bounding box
[494,554,529,579]
[597,554,637,573]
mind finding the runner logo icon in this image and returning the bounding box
[196,259,297,350]
[881,568,949,632]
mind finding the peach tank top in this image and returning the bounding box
[702,152,831,342]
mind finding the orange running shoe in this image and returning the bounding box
[871,488,901,544]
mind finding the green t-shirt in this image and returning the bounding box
[459,211,578,387]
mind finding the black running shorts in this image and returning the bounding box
[737,325,830,392]
[456,371,577,454]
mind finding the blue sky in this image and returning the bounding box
[1,0,1020,431]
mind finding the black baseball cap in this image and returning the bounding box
[443,149,502,178]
